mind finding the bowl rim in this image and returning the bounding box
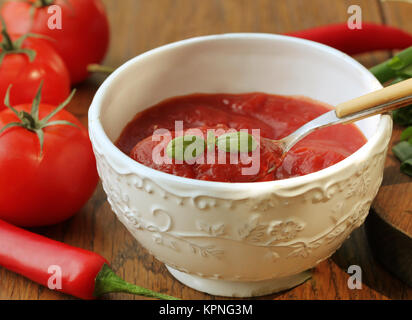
[89,32,390,192]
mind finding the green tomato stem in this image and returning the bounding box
[87,64,116,74]
[0,17,45,64]
[0,16,15,51]
[0,82,77,157]
[93,264,179,300]
[37,0,55,7]
[1,30,14,51]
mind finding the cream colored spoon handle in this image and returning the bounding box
[335,78,412,118]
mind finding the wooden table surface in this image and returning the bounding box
[1,0,412,300]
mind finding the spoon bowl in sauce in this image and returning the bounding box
[264,78,412,172]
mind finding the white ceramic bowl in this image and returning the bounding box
[89,34,392,297]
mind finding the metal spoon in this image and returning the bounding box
[270,78,412,156]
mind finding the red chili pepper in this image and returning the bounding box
[0,220,178,300]
[286,23,412,55]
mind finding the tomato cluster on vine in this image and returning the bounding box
[0,0,109,226]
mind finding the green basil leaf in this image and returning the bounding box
[206,131,216,150]
[400,126,412,142]
[393,141,412,163]
[166,135,205,161]
[216,131,258,153]
[393,106,412,126]
[400,158,412,177]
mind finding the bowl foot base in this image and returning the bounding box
[166,266,312,297]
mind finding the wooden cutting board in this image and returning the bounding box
[367,125,412,287]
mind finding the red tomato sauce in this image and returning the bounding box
[116,93,367,182]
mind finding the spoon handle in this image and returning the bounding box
[335,78,412,118]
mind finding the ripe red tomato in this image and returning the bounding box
[1,0,110,84]
[0,33,71,111]
[0,92,99,227]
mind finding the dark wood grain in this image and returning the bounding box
[372,126,412,236]
[367,124,412,287]
[365,0,412,288]
[0,0,411,300]
[373,0,412,236]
